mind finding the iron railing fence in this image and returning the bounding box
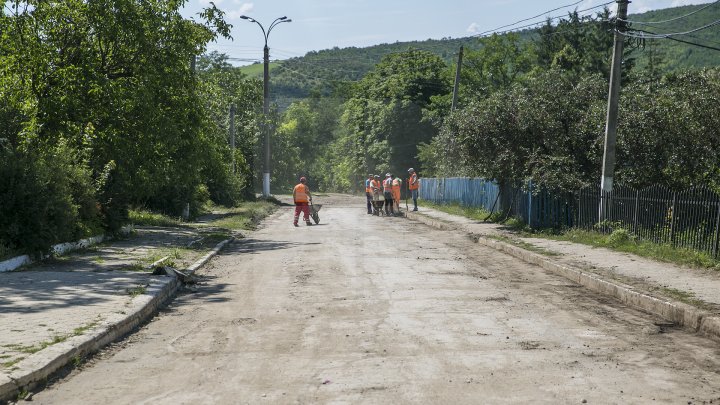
[420,177,500,212]
[420,178,720,257]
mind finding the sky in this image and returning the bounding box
[179,0,712,64]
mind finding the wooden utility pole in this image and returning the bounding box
[600,0,630,219]
[451,46,463,112]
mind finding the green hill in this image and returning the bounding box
[265,3,720,108]
[238,62,279,78]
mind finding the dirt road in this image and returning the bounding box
[31,195,720,404]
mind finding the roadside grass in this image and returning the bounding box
[201,201,277,231]
[3,335,69,356]
[129,209,183,227]
[420,200,720,271]
[657,287,709,309]
[487,235,561,257]
[542,228,720,270]
[126,284,147,297]
[419,201,499,222]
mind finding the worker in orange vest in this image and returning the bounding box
[391,175,402,215]
[293,177,313,227]
[365,173,374,214]
[408,168,419,211]
[383,173,395,216]
[370,174,382,215]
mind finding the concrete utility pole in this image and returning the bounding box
[451,46,463,112]
[240,15,292,198]
[230,104,236,174]
[599,0,630,219]
[263,44,270,196]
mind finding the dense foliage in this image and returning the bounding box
[0,1,260,257]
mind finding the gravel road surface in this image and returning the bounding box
[30,195,720,404]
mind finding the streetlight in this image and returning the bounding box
[240,15,292,198]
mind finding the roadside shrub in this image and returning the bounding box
[606,228,634,247]
[0,145,100,255]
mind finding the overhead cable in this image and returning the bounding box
[623,18,720,38]
[622,28,720,52]
[620,1,719,24]
[473,0,614,37]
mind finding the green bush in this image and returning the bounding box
[0,145,101,255]
[606,228,634,247]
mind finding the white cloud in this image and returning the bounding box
[466,22,481,34]
[226,2,254,20]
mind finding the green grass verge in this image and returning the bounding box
[421,200,720,270]
[487,235,561,257]
[202,201,277,231]
[419,201,499,222]
[543,228,720,270]
[129,209,183,227]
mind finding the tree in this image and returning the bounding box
[334,50,450,190]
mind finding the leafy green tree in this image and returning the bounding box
[196,52,263,203]
[433,69,606,191]
[334,50,450,190]
[617,69,720,189]
[460,33,533,100]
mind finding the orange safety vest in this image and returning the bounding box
[365,178,372,193]
[383,178,393,193]
[293,183,310,203]
[409,173,419,190]
[371,179,381,192]
[392,178,401,194]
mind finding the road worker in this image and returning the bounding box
[371,175,383,215]
[365,174,374,214]
[408,168,419,211]
[383,173,395,216]
[392,174,402,215]
[292,177,313,227]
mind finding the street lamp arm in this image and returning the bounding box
[267,18,291,38]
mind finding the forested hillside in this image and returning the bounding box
[265,1,720,197]
[254,3,720,108]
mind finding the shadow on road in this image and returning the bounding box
[222,238,321,255]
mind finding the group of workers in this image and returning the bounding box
[291,168,420,227]
[364,168,419,216]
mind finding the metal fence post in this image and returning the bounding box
[633,190,639,234]
[713,200,720,258]
[528,179,532,228]
[669,192,677,245]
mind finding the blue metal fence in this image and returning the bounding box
[420,178,500,212]
[420,177,720,258]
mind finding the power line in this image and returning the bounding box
[473,0,614,37]
[474,0,585,37]
[622,18,720,38]
[620,0,719,25]
[622,28,720,52]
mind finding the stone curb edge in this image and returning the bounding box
[0,237,234,403]
[404,211,720,342]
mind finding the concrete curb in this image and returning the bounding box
[404,211,720,342]
[0,225,134,273]
[0,237,234,403]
